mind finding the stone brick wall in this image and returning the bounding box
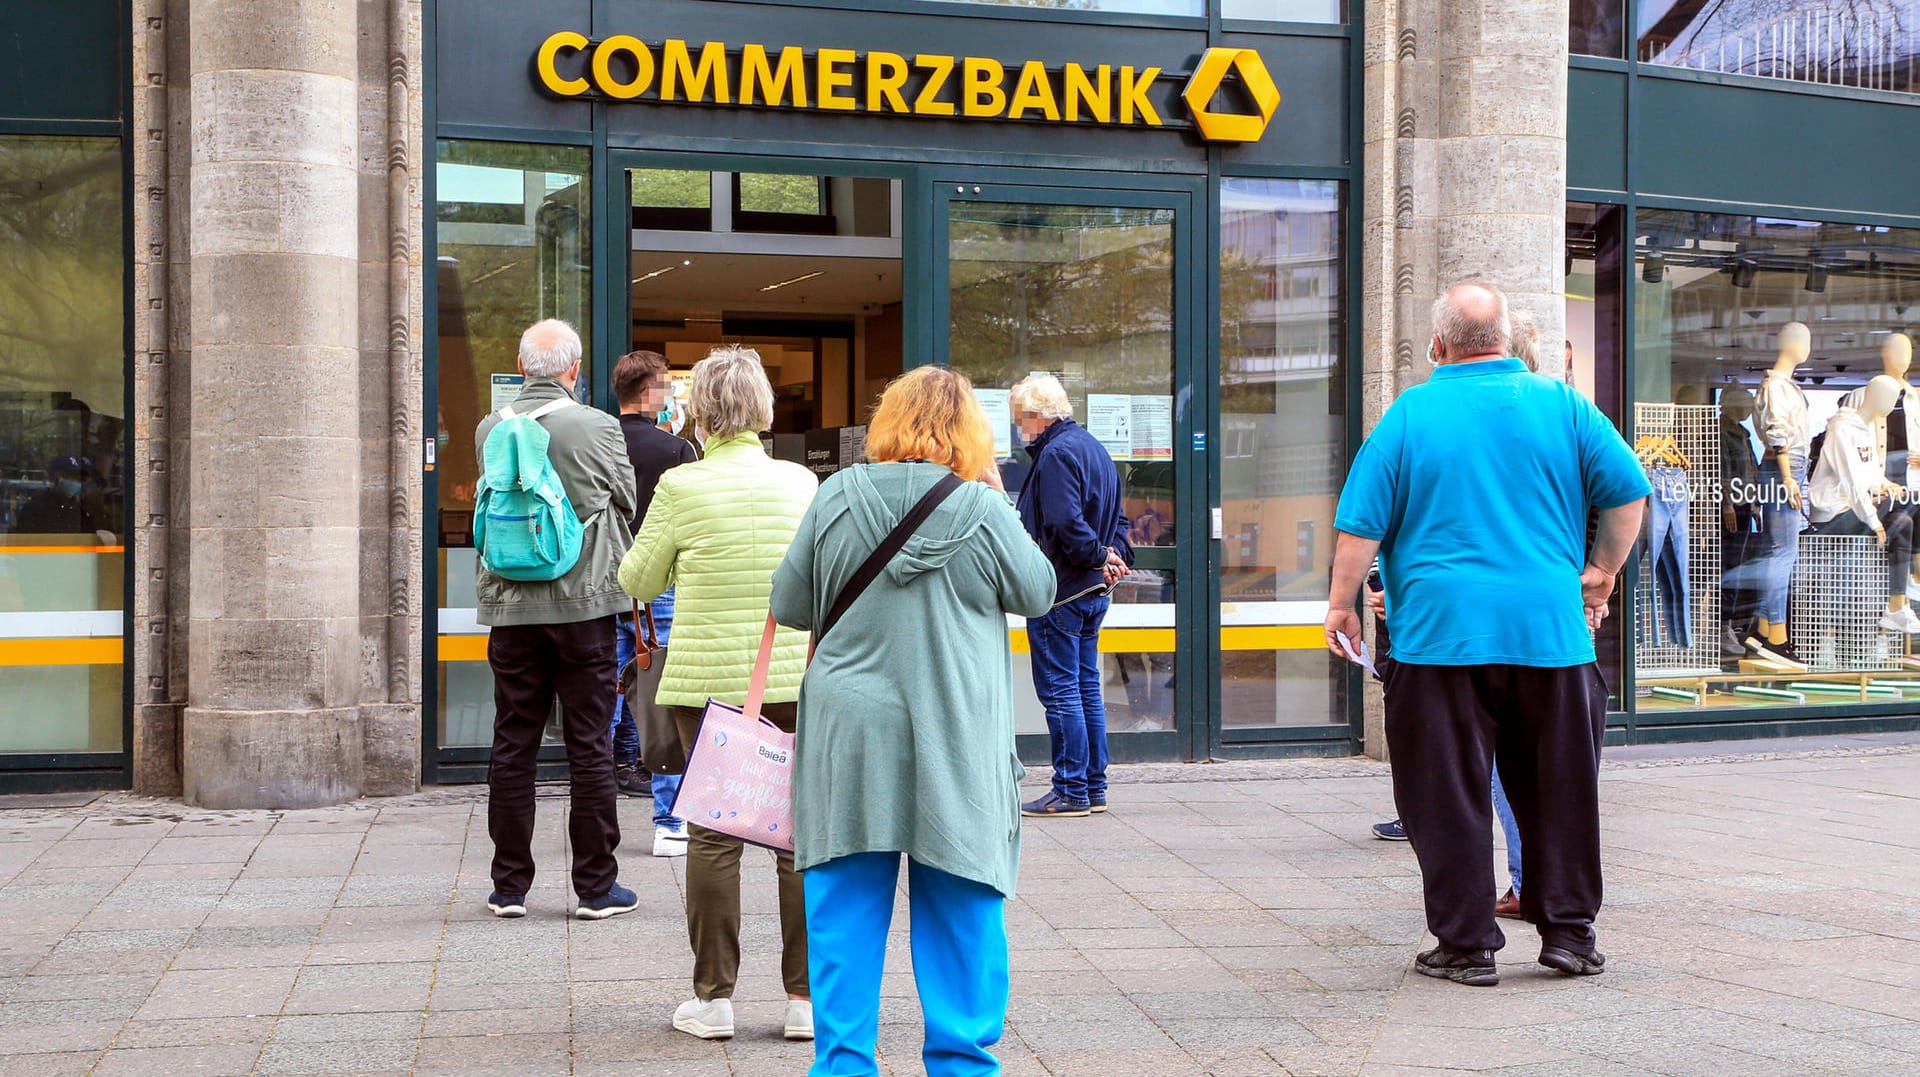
[128,0,425,805]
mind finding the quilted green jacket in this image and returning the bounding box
[618,432,817,707]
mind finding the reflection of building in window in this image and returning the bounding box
[1640,0,1920,94]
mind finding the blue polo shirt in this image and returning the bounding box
[1334,358,1651,667]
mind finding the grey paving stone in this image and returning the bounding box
[135,966,300,1021]
[113,1017,277,1049]
[253,1036,418,1074]
[92,1042,263,1076]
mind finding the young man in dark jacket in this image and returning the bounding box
[1010,375,1134,817]
[610,350,698,858]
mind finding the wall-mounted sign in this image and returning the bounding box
[534,33,1280,143]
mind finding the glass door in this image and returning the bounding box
[935,179,1202,762]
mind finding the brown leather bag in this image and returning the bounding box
[617,600,686,773]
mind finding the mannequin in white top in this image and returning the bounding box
[1751,323,1814,653]
[1808,376,1920,633]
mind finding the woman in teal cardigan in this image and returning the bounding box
[771,367,1056,1077]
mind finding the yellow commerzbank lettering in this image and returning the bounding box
[528,33,1243,137]
[662,39,729,103]
[537,31,590,96]
[913,54,956,116]
[742,43,808,107]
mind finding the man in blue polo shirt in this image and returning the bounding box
[1325,282,1649,988]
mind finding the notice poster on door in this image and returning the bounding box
[1088,394,1133,459]
[1130,394,1173,459]
[490,373,524,412]
[974,389,1012,458]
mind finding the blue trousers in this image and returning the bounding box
[804,852,1008,1077]
[610,615,681,830]
[1758,454,1808,624]
[1491,764,1522,897]
[1027,594,1110,803]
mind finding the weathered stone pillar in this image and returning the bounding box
[1360,0,1570,758]
[182,0,364,807]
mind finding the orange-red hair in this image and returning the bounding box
[865,367,996,482]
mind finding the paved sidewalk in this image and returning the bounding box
[1,735,1918,1076]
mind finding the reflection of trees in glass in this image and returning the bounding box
[1641,0,1920,91]
[0,136,125,536]
[435,142,591,515]
[632,169,710,208]
[947,204,1175,398]
[0,137,122,412]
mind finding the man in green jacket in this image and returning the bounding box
[474,319,639,922]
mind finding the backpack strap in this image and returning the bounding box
[497,397,578,422]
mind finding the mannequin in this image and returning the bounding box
[1855,333,1918,487]
[1748,323,1814,660]
[1808,376,1920,633]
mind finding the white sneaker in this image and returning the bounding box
[673,997,734,1040]
[653,824,689,858]
[1907,578,1920,604]
[784,998,813,1041]
[1884,607,1920,634]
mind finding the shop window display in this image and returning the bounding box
[1634,210,1920,710]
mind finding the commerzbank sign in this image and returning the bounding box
[534,32,1281,143]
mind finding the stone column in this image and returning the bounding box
[1360,0,1570,758]
[182,0,364,807]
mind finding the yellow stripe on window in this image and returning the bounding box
[0,639,124,666]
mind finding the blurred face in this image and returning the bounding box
[1016,410,1053,444]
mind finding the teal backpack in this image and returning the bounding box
[474,398,592,582]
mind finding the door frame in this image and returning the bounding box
[928,170,1210,764]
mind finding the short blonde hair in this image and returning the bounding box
[866,367,996,481]
[690,345,775,439]
[1010,374,1073,422]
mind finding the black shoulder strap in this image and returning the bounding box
[817,472,965,644]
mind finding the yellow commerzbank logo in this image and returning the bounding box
[535,33,1279,143]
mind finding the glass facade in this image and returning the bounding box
[434,140,593,749]
[1218,178,1346,728]
[1632,210,1920,711]
[946,201,1181,735]
[0,134,127,756]
[1573,0,1627,57]
[1638,0,1920,93]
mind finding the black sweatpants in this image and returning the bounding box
[1382,661,1607,955]
[487,615,622,900]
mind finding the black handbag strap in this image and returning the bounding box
[817,472,964,644]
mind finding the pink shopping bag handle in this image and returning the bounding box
[744,611,777,721]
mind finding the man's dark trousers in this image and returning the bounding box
[1382,661,1607,956]
[488,615,622,899]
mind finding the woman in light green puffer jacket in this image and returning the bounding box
[617,345,818,1043]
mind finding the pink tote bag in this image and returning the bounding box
[668,614,796,852]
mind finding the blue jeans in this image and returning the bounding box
[1759,454,1808,624]
[1645,467,1692,647]
[1027,594,1110,804]
[805,852,1007,1077]
[1491,763,1522,897]
[611,613,682,831]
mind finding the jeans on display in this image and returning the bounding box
[1027,593,1111,804]
[804,853,1007,1077]
[1758,454,1809,624]
[610,601,683,830]
[1644,467,1692,647]
[1818,502,1920,597]
[1491,763,1522,898]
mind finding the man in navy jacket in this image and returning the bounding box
[1011,375,1134,817]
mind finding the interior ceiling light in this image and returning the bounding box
[1731,258,1758,288]
[631,264,680,285]
[760,271,825,293]
[1805,262,1829,292]
[1642,251,1665,283]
